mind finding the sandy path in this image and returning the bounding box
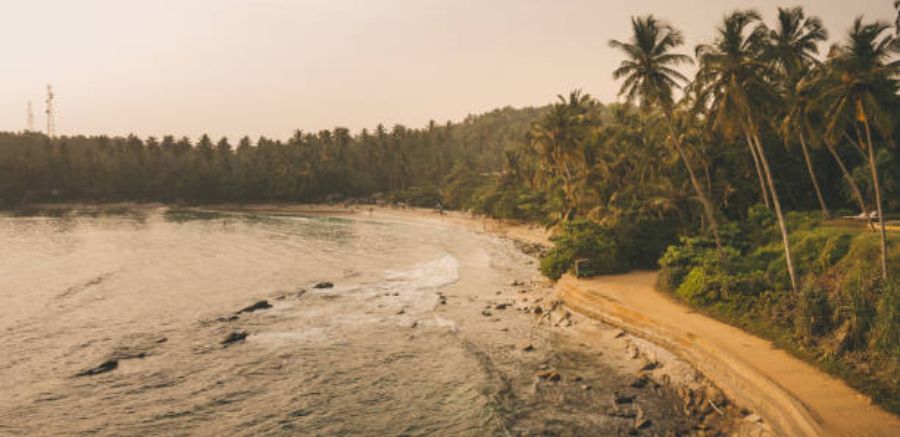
[558,271,900,437]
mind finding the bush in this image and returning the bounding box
[797,285,832,338]
[539,218,623,280]
[871,280,900,358]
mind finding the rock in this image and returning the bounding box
[533,306,543,315]
[481,310,492,317]
[495,303,509,310]
[495,290,502,295]
[237,300,272,314]
[396,308,406,315]
[156,337,168,344]
[509,280,524,286]
[216,315,240,323]
[409,321,418,328]
[613,392,636,404]
[634,406,651,429]
[75,359,118,377]
[536,370,561,382]
[313,282,334,289]
[517,341,534,352]
[222,330,248,346]
[630,374,649,388]
[581,384,592,391]
[518,289,528,294]
[614,329,627,338]
[639,360,659,371]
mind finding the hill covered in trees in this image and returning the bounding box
[0,105,545,207]
[1,4,899,413]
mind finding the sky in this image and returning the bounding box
[1,0,895,141]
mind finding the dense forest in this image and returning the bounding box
[1,6,898,411]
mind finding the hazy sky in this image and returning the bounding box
[2,0,895,141]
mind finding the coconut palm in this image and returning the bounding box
[820,18,898,280]
[695,10,800,293]
[529,90,598,221]
[609,15,723,254]
[763,7,830,217]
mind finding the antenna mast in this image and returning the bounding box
[45,84,55,137]
[26,101,34,132]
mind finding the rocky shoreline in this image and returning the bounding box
[501,272,770,436]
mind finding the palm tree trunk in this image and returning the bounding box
[665,120,723,256]
[745,133,772,209]
[862,118,889,280]
[823,137,875,231]
[750,132,799,293]
[797,132,830,218]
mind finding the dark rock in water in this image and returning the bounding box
[313,282,334,289]
[75,359,118,377]
[613,392,636,404]
[237,300,272,314]
[222,331,248,346]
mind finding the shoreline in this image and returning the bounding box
[13,202,899,435]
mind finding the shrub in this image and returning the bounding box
[796,285,832,338]
[871,280,899,358]
[539,218,623,280]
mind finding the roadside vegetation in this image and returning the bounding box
[1,4,897,412]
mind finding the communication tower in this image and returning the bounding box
[45,84,55,137]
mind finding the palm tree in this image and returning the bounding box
[820,18,898,280]
[529,90,598,221]
[764,7,830,217]
[609,15,723,255]
[695,10,800,293]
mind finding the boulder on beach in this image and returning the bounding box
[222,330,248,346]
[613,391,636,404]
[236,300,272,314]
[74,359,118,377]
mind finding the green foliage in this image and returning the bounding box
[540,219,624,280]
[660,206,900,411]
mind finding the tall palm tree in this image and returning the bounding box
[529,90,597,221]
[695,10,800,293]
[609,15,723,255]
[764,7,830,217]
[821,18,898,280]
